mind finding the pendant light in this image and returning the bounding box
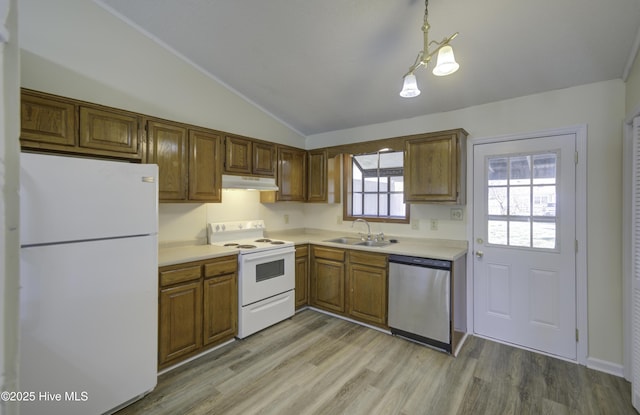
[399,0,460,98]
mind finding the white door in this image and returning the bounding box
[473,133,577,360]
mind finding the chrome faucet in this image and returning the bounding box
[352,218,371,240]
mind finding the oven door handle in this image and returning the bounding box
[242,247,295,262]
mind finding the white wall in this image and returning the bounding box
[626,38,640,116]
[308,80,626,367]
[158,192,305,245]
[19,0,305,147]
[1,1,19,414]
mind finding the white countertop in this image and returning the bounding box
[266,228,468,261]
[158,228,468,267]
[158,244,239,267]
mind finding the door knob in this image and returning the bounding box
[475,250,484,258]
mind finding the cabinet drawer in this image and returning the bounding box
[349,251,387,268]
[295,244,309,258]
[160,265,201,287]
[313,246,345,262]
[204,256,238,278]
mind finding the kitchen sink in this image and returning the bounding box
[323,237,391,248]
[354,240,391,247]
[323,236,363,245]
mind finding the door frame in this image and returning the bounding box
[466,125,587,365]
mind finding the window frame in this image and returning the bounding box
[342,153,410,224]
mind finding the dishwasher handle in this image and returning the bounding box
[388,254,451,270]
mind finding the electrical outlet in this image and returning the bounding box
[451,208,463,221]
[284,214,289,224]
[411,220,419,230]
[430,219,439,231]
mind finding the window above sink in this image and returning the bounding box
[343,150,409,224]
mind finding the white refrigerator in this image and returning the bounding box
[19,153,158,415]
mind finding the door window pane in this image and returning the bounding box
[533,154,556,184]
[509,156,531,185]
[488,187,508,215]
[488,157,508,185]
[533,221,556,249]
[486,152,558,250]
[509,220,531,247]
[488,220,508,245]
[509,186,531,216]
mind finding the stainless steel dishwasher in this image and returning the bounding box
[388,254,451,352]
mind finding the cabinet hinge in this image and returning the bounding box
[576,329,579,342]
[575,152,579,164]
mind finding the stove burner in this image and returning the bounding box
[270,241,285,245]
[254,238,272,243]
[223,243,239,246]
[237,244,257,249]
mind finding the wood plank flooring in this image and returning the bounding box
[116,310,635,415]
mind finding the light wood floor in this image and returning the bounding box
[116,309,634,415]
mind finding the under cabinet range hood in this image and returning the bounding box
[221,174,279,191]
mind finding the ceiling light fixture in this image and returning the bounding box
[399,0,459,98]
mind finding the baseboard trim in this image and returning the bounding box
[586,356,625,378]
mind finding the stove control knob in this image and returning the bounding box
[221,224,226,231]
[215,225,220,232]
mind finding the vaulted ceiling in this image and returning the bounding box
[96,0,640,136]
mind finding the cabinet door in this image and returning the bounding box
[147,120,188,201]
[203,274,237,345]
[348,263,387,326]
[20,91,77,148]
[311,258,345,313]
[405,134,460,203]
[295,245,309,308]
[79,106,141,158]
[158,281,203,366]
[224,135,252,174]
[189,130,222,202]
[277,147,306,201]
[253,142,276,176]
[307,149,328,202]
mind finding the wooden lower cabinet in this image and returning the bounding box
[295,244,309,308]
[310,246,346,313]
[159,280,203,365]
[347,251,388,326]
[158,255,237,369]
[310,245,388,327]
[203,273,237,345]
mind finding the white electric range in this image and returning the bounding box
[208,220,295,338]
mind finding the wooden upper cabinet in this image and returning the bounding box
[20,90,77,148]
[147,120,189,201]
[404,130,467,204]
[189,129,222,202]
[307,149,327,203]
[224,135,275,177]
[224,135,252,175]
[20,89,142,160]
[277,146,307,201]
[79,106,141,157]
[252,141,276,176]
